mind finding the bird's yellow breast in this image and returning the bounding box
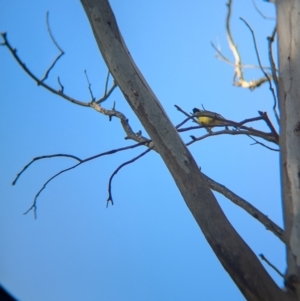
[198,116,215,125]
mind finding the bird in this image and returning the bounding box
[193,108,227,132]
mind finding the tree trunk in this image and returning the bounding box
[80,0,295,300]
[277,0,300,297]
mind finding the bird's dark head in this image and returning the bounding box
[193,108,200,114]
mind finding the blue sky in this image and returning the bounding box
[0,1,282,300]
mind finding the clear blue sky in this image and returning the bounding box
[1,1,282,300]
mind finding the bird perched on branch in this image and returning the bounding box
[193,107,227,132]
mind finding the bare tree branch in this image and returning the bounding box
[90,102,153,146]
[240,18,280,125]
[0,31,117,107]
[248,135,279,151]
[225,0,270,90]
[12,154,82,186]
[0,32,90,107]
[96,77,117,104]
[84,69,95,101]
[226,0,243,81]
[17,142,147,218]
[1,31,150,154]
[106,147,153,207]
[267,26,280,125]
[211,41,272,71]
[187,128,277,146]
[252,0,276,20]
[203,174,285,243]
[104,70,110,95]
[260,254,285,278]
[41,11,65,82]
[258,110,279,139]
[175,106,279,146]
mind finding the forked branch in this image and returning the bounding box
[212,0,272,90]
[0,31,117,107]
[14,142,148,218]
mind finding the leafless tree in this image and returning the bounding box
[1,0,299,300]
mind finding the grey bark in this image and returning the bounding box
[277,0,300,297]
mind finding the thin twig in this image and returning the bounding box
[104,70,110,96]
[96,81,117,104]
[57,77,64,93]
[248,135,279,151]
[240,18,279,124]
[259,254,285,278]
[23,161,83,219]
[240,17,272,79]
[176,117,191,129]
[174,104,192,119]
[40,11,65,82]
[109,101,116,122]
[267,26,280,125]
[106,147,153,207]
[45,11,64,53]
[252,0,276,20]
[174,105,194,129]
[258,111,279,140]
[84,69,95,101]
[12,154,82,186]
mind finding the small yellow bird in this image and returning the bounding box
[193,108,226,132]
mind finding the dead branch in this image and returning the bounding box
[174,105,194,129]
[106,147,153,207]
[252,0,276,20]
[84,69,95,101]
[12,154,82,186]
[41,12,65,82]
[96,70,117,104]
[223,0,271,90]
[0,32,152,148]
[90,102,153,146]
[259,254,285,278]
[248,136,279,151]
[258,111,279,140]
[267,26,280,125]
[203,174,285,243]
[0,32,117,107]
[186,128,277,146]
[1,32,90,107]
[17,142,147,218]
[226,0,244,82]
[15,144,283,246]
[240,18,280,124]
[96,75,117,104]
[268,26,278,88]
[211,42,272,72]
[180,117,278,145]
